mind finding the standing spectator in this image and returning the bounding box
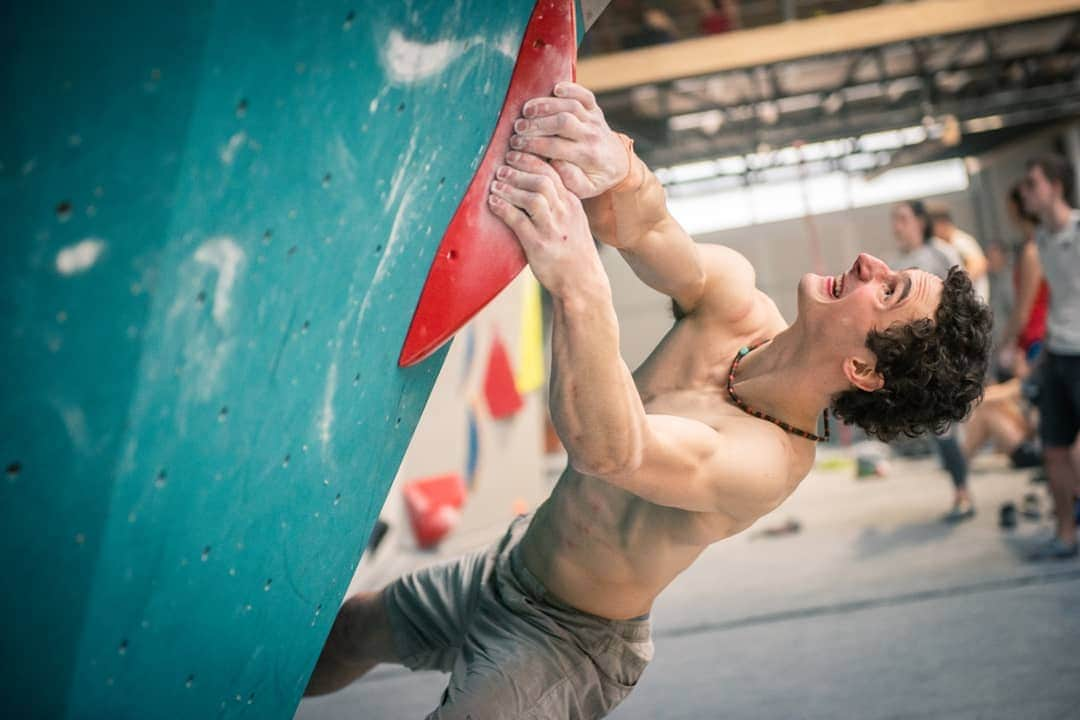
[931,207,990,303]
[892,200,972,521]
[996,185,1050,377]
[1020,155,1080,560]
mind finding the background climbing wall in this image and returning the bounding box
[339,269,552,602]
[1,1,545,717]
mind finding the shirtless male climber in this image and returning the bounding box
[306,82,992,718]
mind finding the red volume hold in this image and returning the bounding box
[399,0,576,367]
[483,332,524,420]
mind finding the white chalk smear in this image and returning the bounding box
[319,361,337,450]
[59,405,90,452]
[194,236,245,326]
[384,132,419,211]
[382,29,464,84]
[220,131,247,165]
[56,238,106,275]
[494,31,518,60]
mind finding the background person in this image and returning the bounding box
[1019,154,1080,560]
[931,207,990,304]
[996,184,1050,377]
[892,200,973,521]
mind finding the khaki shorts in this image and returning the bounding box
[383,514,653,719]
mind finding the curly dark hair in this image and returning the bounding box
[831,267,992,441]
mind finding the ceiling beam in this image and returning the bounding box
[579,0,1080,93]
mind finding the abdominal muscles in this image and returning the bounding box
[521,467,739,619]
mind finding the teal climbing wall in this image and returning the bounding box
[1,1,544,717]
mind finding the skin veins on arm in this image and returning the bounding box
[547,288,649,480]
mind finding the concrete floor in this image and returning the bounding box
[295,452,1080,719]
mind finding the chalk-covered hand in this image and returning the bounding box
[488,151,606,298]
[509,82,629,199]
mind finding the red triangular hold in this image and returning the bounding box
[484,333,524,419]
[399,0,577,366]
[403,473,467,550]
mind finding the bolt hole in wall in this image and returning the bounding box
[218,406,229,422]
[154,469,167,488]
[56,200,73,222]
[235,98,248,118]
[6,461,20,481]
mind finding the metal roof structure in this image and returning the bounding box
[580,0,1080,181]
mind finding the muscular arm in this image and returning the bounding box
[489,147,785,518]
[582,153,707,314]
[511,82,754,319]
[550,288,788,517]
[584,166,757,321]
[548,286,646,479]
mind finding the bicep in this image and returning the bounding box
[604,414,788,517]
[690,244,757,320]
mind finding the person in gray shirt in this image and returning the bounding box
[1020,154,1080,560]
[891,200,971,521]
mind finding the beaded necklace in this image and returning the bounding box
[726,339,830,443]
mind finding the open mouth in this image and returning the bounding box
[830,273,845,299]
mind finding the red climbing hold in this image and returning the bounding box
[403,473,467,550]
[399,0,576,366]
[484,333,524,419]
